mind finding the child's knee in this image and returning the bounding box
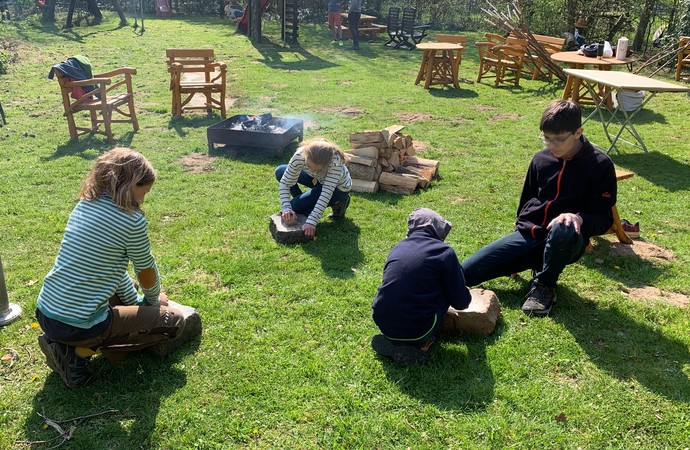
[275,165,288,181]
[548,222,580,246]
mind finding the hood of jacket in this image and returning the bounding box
[406,208,452,241]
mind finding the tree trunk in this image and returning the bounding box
[86,0,103,23]
[632,0,656,51]
[42,0,56,22]
[111,0,127,25]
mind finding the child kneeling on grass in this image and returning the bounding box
[275,138,352,238]
[371,208,472,365]
[36,148,187,388]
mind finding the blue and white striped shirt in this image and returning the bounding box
[279,149,352,226]
[36,195,160,329]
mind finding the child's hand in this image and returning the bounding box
[302,223,316,238]
[282,210,297,226]
[159,292,169,306]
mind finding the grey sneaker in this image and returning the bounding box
[328,194,350,220]
[38,334,92,388]
[371,334,428,365]
[521,283,556,317]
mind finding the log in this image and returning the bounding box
[439,289,502,336]
[395,168,428,188]
[392,135,407,150]
[381,124,405,147]
[388,150,400,168]
[350,179,379,193]
[345,162,377,181]
[350,131,383,146]
[378,157,390,168]
[379,172,418,195]
[404,145,416,156]
[402,156,439,178]
[398,164,434,183]
[344,153,376,167]
[348,146,379,159]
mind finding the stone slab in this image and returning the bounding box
[148,300,202,357]
[269,213,311,244]
[439,288,502,336]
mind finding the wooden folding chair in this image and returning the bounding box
[166,49,227,118]
[53,67,139,143]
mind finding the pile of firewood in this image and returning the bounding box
[345,125,439,195]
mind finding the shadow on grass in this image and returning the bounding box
[608,151,690,192]
[301,218,364,279]
[42,132,135,161]
[580,238,666,286]
[426,86,479,99]
[553,285,690,402]
[377,330,502,411]
[168,115,224,137]
[23,339,200,447]
[251,36,339,71]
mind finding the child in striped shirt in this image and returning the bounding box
[275,138,352,238]
[36,148,186,387]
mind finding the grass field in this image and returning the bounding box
[1,13,689,449]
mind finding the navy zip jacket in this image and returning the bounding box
[516,136,616,241]
[372,209,471,340]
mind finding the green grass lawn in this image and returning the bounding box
[1,14,689,449]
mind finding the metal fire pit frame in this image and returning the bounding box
[207,115,304,156]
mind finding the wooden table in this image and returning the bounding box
[551,51,633,107]
[340,13,384,39]
[564,69,690,153]
[415,42,464,89]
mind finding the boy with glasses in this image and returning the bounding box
[461,99,617,316]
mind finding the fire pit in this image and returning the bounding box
[207,114,304,156]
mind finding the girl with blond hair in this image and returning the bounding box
[36,148,185,387]
[275,138,352,238]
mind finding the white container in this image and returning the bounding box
[617,89,645,112]
[616,37,629,60]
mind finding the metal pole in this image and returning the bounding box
[0,255,22,326]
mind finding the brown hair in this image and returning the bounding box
[80,147,156,213]
[540,99,582,134]
[300,138,345,169]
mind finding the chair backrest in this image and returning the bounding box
[400,7,416,33]
[679,36,690,58]
[485,33,506,45]
[435,34,468,45]
[533,34,565,49]
[386,7,400,32]
[166,49,216,73]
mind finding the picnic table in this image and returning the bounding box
[414,42,464,89]
[564,69,690,153]
[551,51,634,107]
[340,13,386,39]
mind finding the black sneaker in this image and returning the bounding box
[38,334,92,388]
[521,283,556,317]
[371,334,428,365]
[328,194,350,220]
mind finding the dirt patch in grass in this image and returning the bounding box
[396,112,434,122]
[316,107,363,116]
[337,81,354,85]
[271,83,289,88]
[470,104,499,111]
[489,113,520,121]
[303,120,320,130]
[607,238,675,261]
[623,286,689,307]
[180,153,215,174]
[389,98,412,104]
[412,140,430,152]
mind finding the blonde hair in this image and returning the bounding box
[300,138,345,169]
[80,147,156,213]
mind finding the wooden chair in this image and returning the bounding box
[395,7,430,50]
[476,38,527,86]
[53,67,139,143]
[586,170,635,252]
[435,34,468,64]
[675,36,690,81]
[384,7,401,47]
[166,49,227,118]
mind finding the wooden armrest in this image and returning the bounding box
[64,77,111,87]
[94,67,137,78]
[208,61,227,70]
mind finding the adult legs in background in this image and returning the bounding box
[348,12,361,49]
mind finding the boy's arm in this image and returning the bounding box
[444,250,472,310]
[578,159,616,238]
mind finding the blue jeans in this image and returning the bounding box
[275,165,348,215]
[461,222,586,288]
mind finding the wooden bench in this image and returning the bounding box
[586,169,634,252]
[339,24,386,40]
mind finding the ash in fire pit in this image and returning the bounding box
[207,114,304,156]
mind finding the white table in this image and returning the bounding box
[564,69,690,153]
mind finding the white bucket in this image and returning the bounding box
[617,89,645,112]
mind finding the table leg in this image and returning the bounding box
[451,50,461,89]
[424,50,437,89]
[611,206,633,244]
[415,50,430,86]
